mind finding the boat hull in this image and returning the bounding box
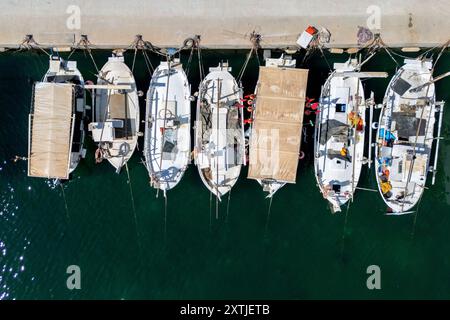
[43,58,86,177]
[194,65,244,199]
[93,56,139,172]
[144,61,191,192]
[314,65,366,212]
[374,59,436,214]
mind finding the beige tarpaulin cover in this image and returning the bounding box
[28,82,74,179]
[248,67,308,183]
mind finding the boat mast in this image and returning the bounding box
[432,101,445,185]
[157,59,172,197]
[368,92,374,168]
[215,77,222,216]
[400,74,433,212]
[350,76,360,202]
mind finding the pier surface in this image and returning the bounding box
[0,0,448,49]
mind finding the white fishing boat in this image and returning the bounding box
[374,58,445,214]
[144,59,191,194]
[88,52,140,173]
[28,56,86,179]
[314,59,387,212]
[247,55,309,198]
[194,62,245,199]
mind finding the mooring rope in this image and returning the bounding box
[264,196,273,237]
[59,182,70,222]
[225,187,232,223]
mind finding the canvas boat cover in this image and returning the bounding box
[28,82,74,179]
[248,67,308,183]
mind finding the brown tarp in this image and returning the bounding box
[28,82,74,179]
[248,66,308,183]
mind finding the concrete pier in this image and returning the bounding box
[0,0,448,49]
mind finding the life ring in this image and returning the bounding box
[310,102,319,110]
[247,99,253,106]
[118,142,130,156]
[372,122,379,130]
[299,151,305,160]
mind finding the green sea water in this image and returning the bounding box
[0,47,449,300]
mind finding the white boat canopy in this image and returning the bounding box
[248,66,308,183]
[28,82,74,179]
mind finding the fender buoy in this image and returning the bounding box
[95,148,103,163]
[305,110,311,116]
[247,99,253,106]
[299,151,305,160]
[247,106,253,112]
[244,118,253,124]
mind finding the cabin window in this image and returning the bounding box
[335,103,346,112]
[332,184,341,192]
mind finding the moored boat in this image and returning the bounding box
[28,56,86,179]
[374,58,444,214]
[194,62,245,200]
[144,59,191,194]
[314,58,387,212]
[247,55,309,198]
[88,52,140,173]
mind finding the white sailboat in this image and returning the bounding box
[374,58,444,214]
[194,62,245,199]
[247,55,308,198]
[28,56,86,179]
[88,52,140,173]
[144,59,191,194]
[314,58,387,212]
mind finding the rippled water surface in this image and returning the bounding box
[0,48,449,299]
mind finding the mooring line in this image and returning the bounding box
[209,191,212,232]
[340,200,351,258]
[125,163,141,254]
[59,182,70,222]
[225,188,232,223]
[264,197,273,237]
[164,191,168,243]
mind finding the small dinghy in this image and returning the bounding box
[88,52,140,173]
[28,56,86,179]
[374,58,445,214]
[194,62,245,199]
[314,59,386,212]
[144,59,191,195]
[247,55,309,198]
